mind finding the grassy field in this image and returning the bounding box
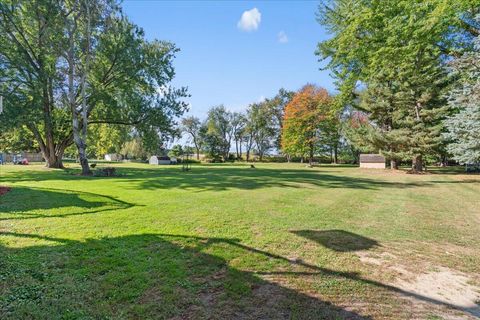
[0,163,479,319]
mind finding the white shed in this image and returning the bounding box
[105,153,121,161]
[149,156,159,165]
[359,154,386,169]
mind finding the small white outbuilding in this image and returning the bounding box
[149,156,159,165]
[359,154,386,169]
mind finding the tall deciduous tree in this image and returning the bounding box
[246,102,278,161]
[281,84,333,164]
[0,0,187,172]
[205,105,233,161]
[231,112,247,159]
[181,116,204,160]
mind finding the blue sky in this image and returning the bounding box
[123,0,334,118]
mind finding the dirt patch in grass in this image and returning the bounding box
[357,248,480,319]
[0,186,11,196]
[396,266,480,318]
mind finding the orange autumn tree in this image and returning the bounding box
[281,84,333,164]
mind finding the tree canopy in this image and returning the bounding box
[316,0,479,170]
[0,0,187,171]
[281,84,335,164]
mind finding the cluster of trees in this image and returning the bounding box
[0,0,187,175]
[181,89,293,162]
[281,84,341,164]
[1,1,478,171]
[180,85,351,164]
[317,0,480,171]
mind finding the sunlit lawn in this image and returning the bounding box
[0,163,479,319]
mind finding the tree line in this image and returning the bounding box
[180,86,349,165]
[1,0,479,172]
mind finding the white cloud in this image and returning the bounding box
[257,95,266,102]
[277,31,288,44]
[237,8,261,32]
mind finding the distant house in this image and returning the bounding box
[359,154,386,169]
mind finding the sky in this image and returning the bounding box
[123,0,334,119]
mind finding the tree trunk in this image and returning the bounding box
[412,155,423,172]
[72,116,92,175]
[67,14,91,176]
[28,123,65,168]
[390,159,398,170]
[309,142,314,165]
[333,145,338,164]
[196,147,200,160]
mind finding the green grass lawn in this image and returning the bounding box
[0,163,479,319]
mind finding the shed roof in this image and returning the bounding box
[360,154,386,163]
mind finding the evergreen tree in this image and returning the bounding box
[317,0,468,171]
[444,25,480,165]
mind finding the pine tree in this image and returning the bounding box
[444,27,480,165]
[317,0,463,171]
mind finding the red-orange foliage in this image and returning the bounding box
[281,84,333,160]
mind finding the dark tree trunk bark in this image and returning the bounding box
[28,123,65,168]
[412,155,423,172]
[333,145,338,164]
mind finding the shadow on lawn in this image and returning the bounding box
[291,230,379,252]
[0,187,136,221]
[123,166,480,192]
[0,232,370,320]
[2,165,478,193]
[124,167,426,192]
[0,231,476,319]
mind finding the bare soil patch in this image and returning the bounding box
[357,249,480,319]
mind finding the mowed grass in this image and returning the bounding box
[0,163,479,319]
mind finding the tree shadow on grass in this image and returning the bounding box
[0,232,370,320]
[0,187,136,221]
[2,165,479,193]
[124,167,431,192]
[291,230,379,252]
[0,231,476,319]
